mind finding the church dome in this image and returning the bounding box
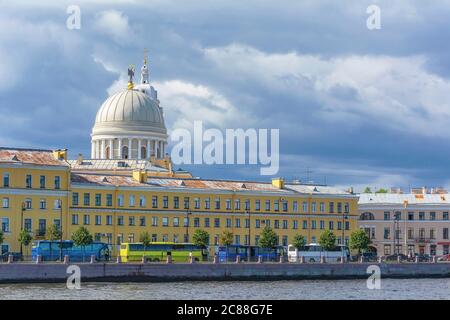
[92,88,166,136]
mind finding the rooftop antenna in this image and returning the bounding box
[127,64,135,90]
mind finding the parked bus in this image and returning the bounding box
[217,245,286,262]
[119,242,208,262]
[288,243,350,263]
[31,240,111,262]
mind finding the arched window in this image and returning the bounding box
[360,212,375,220]
[122,146,129,159]
[141,146,147,159]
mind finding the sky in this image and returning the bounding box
[1,0,450,191]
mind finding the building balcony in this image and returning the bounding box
[34,229,46,239]
[414,237,435,243]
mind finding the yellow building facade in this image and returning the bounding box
[0,147,358,255]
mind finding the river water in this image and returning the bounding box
[0,279,449,299]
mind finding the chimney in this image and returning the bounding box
[272,177,285,189]
[76,153,83,165]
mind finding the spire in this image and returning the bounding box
[127,64,135,90]
[141,48,149,84]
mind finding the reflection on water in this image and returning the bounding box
[0,279,449,300]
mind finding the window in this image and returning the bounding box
[54,176,61,189]
[311,202,316,213]
[384,245,391,256]
[83,193,90,206]
[151,234,157,242]
[408,212,414,221]
[265,200,270,211]
[302,201,308,212]
[430,212,436,221]
[139,195,146,207]
[129,216,135,226]
[293,220,298,230]
[162,217,169,227]
[444,212,449,220]
[140,216,145,226]
[24,219,32,232]
[329,221,334,230]
[319,202,325,213]
[184,197,190,209]
[194,198,200,209]
[117,216,124,226]
[384,227,390,239]
[173,196,179,209]
[255,200,261,211]
[106,194,113,207]
[173,217,179,227]
[129,195,135,207]
[54,199,61,211]
[226,199,231,210]
[337,202,342,214]
[292,200,298,212]
[204,198,210,209]
[274,200,279,211]
[1,218,9,232]
[329,202,334,213]
[283,220,288,229]
[152,217,158,226]
[95,233,102,242]
[245,219,250,228]
[360,212,375,220]
[214,218,220,228]
[245,199,250,211]
[235,235,240,245]
[234,199,240,210]
[95,194,102,206]
[72,193,79,206]
[302,220,308,229]
[83,214,90,225]
[430,229,436,239]
[39,199,46,210]
[26,174,32,188]
[274,220,280,229]
[163,196,169,208]
[408,228,414,239]
[444,228,449,240]
[226,218,232,228]
[2,198,9,208]
[255,219,260,228]
[24,198,32,209]
[3,173,9,187]
[320,220,325,230]
[344,202,350,213]
[38,219,46,234]
[215,198,221,210]
[384,212,390,221]
[205,218,210,228]
[95,215,102,225]
[194,218,200,228]
[72,214,78,225]
[152,196,158,208]
[311,220,316,229]
[117,194,124,207]
[106,215,112,225]
[235,218,241,228]
[40,175,46,189]
[419,212,425,220]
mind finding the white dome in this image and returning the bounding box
[92,89,167,136]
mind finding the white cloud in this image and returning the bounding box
[204,44,450,138]
[94,10,133,44]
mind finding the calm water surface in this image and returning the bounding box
[1,279,449,300]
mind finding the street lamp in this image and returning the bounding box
[20,202,26,255]
[342,213,349,246]
[59,199,63,261]
[185,210,191,242]
[246,209,251,259]
[393,212,400,255]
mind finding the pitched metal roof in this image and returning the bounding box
[0,148,68,167]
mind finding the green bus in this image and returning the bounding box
[119,242,207,262]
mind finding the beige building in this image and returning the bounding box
[358,189,450,257]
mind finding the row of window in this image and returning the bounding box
[71,214,351,231]
[382,227,449,240]
[362,211,450,221]
[2,173,61,189]
[2,197,62,210]
[1,217,60,233]
[72,192,350,214]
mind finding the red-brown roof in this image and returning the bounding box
[0,148,68,167]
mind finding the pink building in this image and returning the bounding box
[358,189,450,257]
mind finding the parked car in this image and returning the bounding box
[362,252,378,262]
[1,252,23,262]
[415,254,431,262]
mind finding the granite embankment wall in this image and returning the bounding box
[1,262,450,283]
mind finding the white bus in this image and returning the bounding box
[288,243,350,263]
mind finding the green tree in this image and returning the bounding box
[0,230,4,247]
[292,234,306,250]
[363,187,372,193]
[375,188,388,193]
[259,226,278,249]
[349,229,371,255]
[192,229,209,248]
[18,230,32,257]
[319,230,337,251]
[46,224,62,260]
[71,227,93,260]
[140,231,152,258]
[219,230,233,247]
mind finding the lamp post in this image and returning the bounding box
[394,212,400,255]
[246,209,251,259]
[185,210,191,243]
[342,213,348,246]
[20,202,26,255]
[59,199,63,261]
